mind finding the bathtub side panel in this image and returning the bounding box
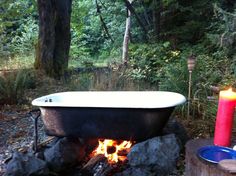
[40,107,174,141]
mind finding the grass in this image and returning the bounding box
[69,58,109,68]
[0,54,116,70]
[0,54,35,70]
[68,56,122,68]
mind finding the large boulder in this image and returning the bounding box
[4,151,49,176]
[120,134,180,176]
[162,117,189,149]
[44,137,86,172]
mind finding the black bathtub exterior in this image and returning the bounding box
[40,106,174,141]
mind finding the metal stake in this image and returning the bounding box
[29,109,41,153]
[187,54,196,119]
[187,71,192,119]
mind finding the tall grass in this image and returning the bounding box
[0,55,35,70]
[65,68,158,91]
[0,70,36,105]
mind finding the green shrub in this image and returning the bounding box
[128,42,180,83]
[159,45,233,119]
[0,70,36,105]
[127,42,235,119]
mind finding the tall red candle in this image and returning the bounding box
[214,88,236,147]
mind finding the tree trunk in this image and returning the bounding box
[124,0,147,40]
[152,0,161,39]
[35,0,72,79]
[122,0,132,64]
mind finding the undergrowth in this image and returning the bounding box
[127,42,235,120]
[0,70,36,105]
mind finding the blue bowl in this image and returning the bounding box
[197,145,236,164]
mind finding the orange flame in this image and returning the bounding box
[92,139,132,163]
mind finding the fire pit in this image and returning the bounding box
[32,91,186,141]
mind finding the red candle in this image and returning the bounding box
[214,88,236,147]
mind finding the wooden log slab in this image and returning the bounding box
[185,138,236,176]
[218,160,236,174]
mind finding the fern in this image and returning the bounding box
[0,70,35,105]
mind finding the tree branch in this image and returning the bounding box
[95,0,114,42]
[123,0,147,39]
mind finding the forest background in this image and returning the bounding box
[0,0,236,120]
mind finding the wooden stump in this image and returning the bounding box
[185,138,236,176]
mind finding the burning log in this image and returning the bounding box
[92,160,113,176]
[83,154,107,171]
[91,139,132,163]
[80,139,133,175]
[107,146,116,154]
[82,154,113,176]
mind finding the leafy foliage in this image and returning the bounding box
[70,0,126,62]
[127,42,180,83]
[0,0,37,59]
[161,0,216,43]
[127,39,235,119]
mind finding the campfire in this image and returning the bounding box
[3,129,184,176]
[3,103,187,176]
[91,139,133,163]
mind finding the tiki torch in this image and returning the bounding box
[187,54,196,119]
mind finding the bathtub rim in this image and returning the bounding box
[32,91,186,109]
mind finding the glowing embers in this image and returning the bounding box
[91,139,133,163]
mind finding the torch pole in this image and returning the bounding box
[187,70,192,119]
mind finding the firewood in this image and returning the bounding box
[81,154,114,176]
[92,160,112,176]
[83,154,106,171]
[16,137,55,155]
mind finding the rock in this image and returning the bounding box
[44,137,86,172]
[4,151,49,176]
[162,117,189,148]
[127,134,180,175]
[114,167,153,176]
